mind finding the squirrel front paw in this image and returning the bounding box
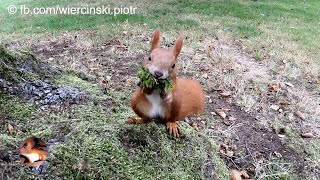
[166,122,181,138]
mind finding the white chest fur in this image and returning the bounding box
[22,153,40,163]
[146,91,164,118]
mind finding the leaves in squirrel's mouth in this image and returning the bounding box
[138,66,173,94]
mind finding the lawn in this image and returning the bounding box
[0,0,319,179]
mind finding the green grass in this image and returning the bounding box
[1,0,319,64]
[1,0,319,44]
[1,0,319,75]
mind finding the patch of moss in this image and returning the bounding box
[138,66,173,94]
[0,93,35,120]
[0,44,50,83]
[0,45,23,82]
[50,119,229,179]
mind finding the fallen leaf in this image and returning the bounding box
[268,82,280,92]
[240,170,250,179]
[216,109,226,119]
[191,123,199,131]
[270,105,280,111]
[302,132,314,138]
[7,124,14,134]
[279,99,291,105]
[220,92,231,97]
[219,149,225,154]
[229,116,237,122]
[296,111,306,120]
[226,150,234,157]
[230,169,243,180]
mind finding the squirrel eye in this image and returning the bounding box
[172,64,175,68]
[148,56,152,61]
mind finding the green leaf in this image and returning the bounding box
[138,66,173,93]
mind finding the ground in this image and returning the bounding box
[0,0,319,179]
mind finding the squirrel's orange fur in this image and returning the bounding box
[18,137,48,165]
[128,29,205,138]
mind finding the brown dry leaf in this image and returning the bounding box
[240,170,250,179]
[191,123,199,131]
[229,116,237,122]
[302,133,314,138]
[226,150,234,157]
[296,111,306,120]
[7,124,14,134]
[268,82,280,92]
[230,169,243,180]
[219,149,225,155]
[219,143,235,157]
[216,109,227,119]
[125,79,134,87]
[220,92,231,97]
[279,99,291,105]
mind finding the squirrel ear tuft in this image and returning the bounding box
[173,36,183,58]
[151,28,161,51]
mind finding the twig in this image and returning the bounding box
[224,155,241,170]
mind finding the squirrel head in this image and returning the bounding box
[143,28,183,80]
[18,137,35,154]
[18,137,47,154]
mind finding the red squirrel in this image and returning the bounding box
[128,29,205,138]
[18,137,48,166]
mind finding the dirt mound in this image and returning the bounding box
[0,45,86,105]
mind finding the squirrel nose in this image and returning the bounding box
[154,71,163,78]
